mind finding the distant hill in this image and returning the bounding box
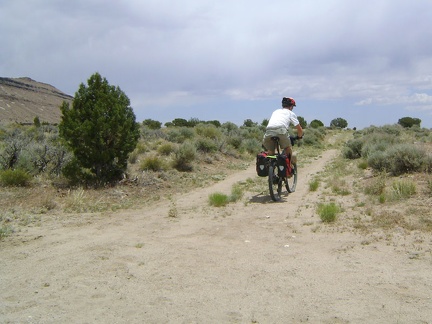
[0,77,73,125]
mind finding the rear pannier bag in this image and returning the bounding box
[277,154,291,177]
[256,152,269,177]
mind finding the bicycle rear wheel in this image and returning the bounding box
[286,163,297,193]
[268,162,283,201]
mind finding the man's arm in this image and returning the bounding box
[295,124,303,138]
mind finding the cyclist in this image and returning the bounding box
[262,97,303,158]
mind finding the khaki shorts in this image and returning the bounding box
[262,131,292,152]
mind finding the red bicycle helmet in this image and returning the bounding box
[282,97,296,107]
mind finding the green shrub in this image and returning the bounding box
[62,158,95,186]
[357,160,368,169]
[0,169,32,187]
[221,122,239,135]
[195,124,222,139]
[157,143,175,155]
[317,202,339,223]
[240,125,263,142]
[241,138,261,155]
[208,192,229,207]
[173,141,196,171]
[424,155,432,173]
[195,137,218,153]
[367,150,389,173]
[361,135,396,158]
[343,139,363,159]
[302,129,324,148]
[134,142,148,154]
[166,127,195,143]
[227,136,242,149]
[385,144,427,175]
[140,156,165,171]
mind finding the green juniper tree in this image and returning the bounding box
[330,117,348,129]
[398,117,421,128]
[59,72,140,185]
[310,119,324,128]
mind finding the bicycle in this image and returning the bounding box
[267,135,298,202]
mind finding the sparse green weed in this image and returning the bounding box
[317,202,339,223]
[0,224,14,239]
[208,192,229,207]
[229,183,244,202]
[309,178,319,191]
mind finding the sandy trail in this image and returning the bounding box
[1,149,431,324]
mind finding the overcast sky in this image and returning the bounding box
[1,0,432,128]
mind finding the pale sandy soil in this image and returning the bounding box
[1,149,431,324]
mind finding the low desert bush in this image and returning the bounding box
[309,178,319,191]
[166,127,195,143]
[357,160,368,169]
[302,129,324,148]
[367,150,388,172]
[172,141,196,171]
[227,136,242,149]
[385,144,427,175]
[157,142,175,155]
[359,132,397,158]
[423,155,432,173]
[0,169,32,187]
[195,123,222,140]
[241,138,261,155]
[208,192,229,207]
[363,136,428,175]
[343,138,363,159]
[317,202,339,223]
[195,137,218,153]
[139,156,165,172]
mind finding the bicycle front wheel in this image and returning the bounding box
[286,163,298,193]
[268,162,283,201]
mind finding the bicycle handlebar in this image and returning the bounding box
[290,135,303,146]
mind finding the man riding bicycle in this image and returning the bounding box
[262,97,303,159]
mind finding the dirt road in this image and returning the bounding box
[1,149,431,323]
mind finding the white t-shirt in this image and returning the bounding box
[266,108,299,130]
